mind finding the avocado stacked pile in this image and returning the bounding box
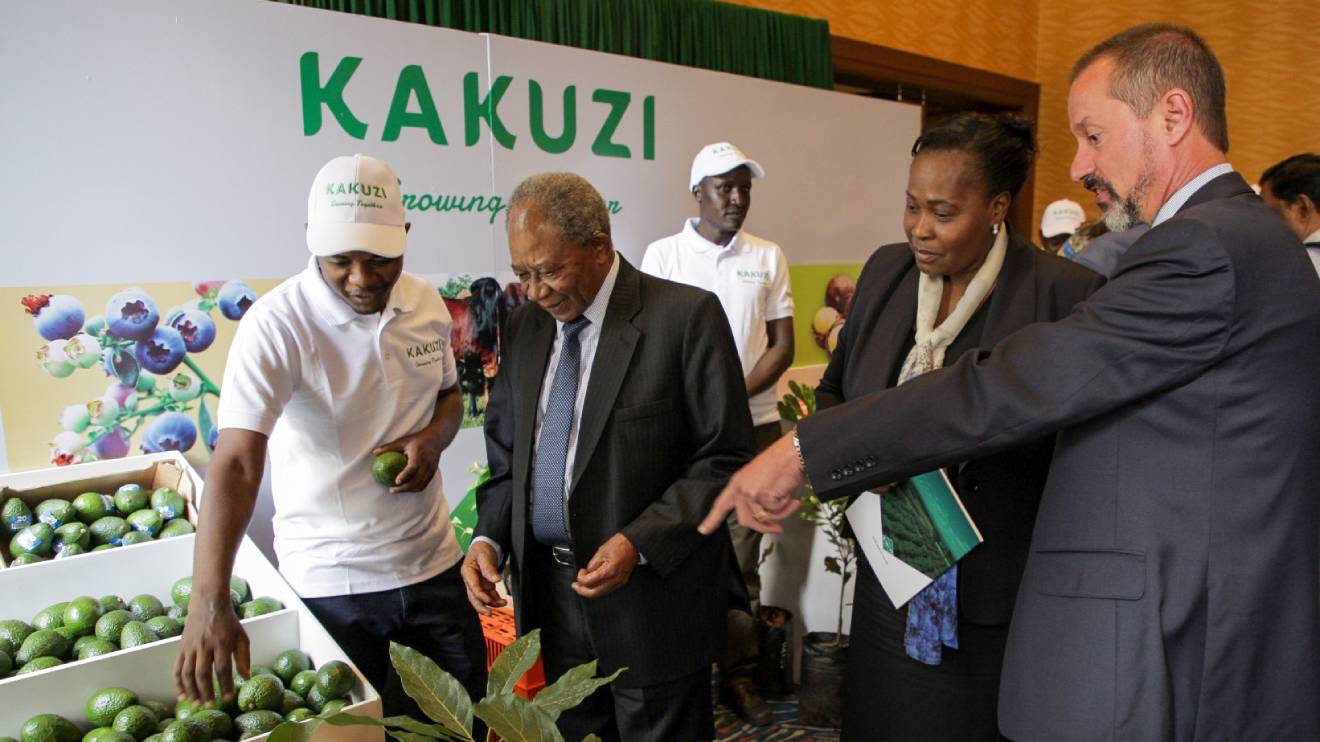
[4,485,196,567]
[0,576,285,678]
[5,651,358,742]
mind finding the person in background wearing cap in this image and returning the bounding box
[640,142,793,727]
[1039,198,1086,253]
[1259,152,1320,277]
[174,154,487,716]
[1045,197,1151,277]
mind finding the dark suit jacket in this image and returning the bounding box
[816,234,1102,625]
[799,173,1320,741]
[475,257,756,688]
[1074,224,1149,277]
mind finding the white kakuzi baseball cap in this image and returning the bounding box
[1040,198,1086,238]
[306,154,406,258]
[689,142,765,190]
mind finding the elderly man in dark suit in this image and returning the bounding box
[463,172,755,741]
[703,23,1320,742]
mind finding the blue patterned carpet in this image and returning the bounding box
[714,694,841,741]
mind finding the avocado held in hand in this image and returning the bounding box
[371,451,407,487]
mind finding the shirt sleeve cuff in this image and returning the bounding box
[216,408,279,437]
[470,536,504,566]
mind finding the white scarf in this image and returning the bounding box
[898,225,1007,381]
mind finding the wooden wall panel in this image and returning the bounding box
[1036,3,1320,233]
[729,0,1038,81]
[727,0,1320,237]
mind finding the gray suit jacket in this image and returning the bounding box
[1073,224,1149,277]
[475,257,755,688]
[799,172,1320,741]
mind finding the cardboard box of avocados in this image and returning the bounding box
[0,452,203,569]
[0,534,384,740]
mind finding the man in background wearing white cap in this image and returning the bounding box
[175,154,487,715]
[641,142,794,726]
[1039,198,1086,253]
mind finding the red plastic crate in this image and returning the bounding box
[480,605,547,699]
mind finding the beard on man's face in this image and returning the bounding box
[1083,173,1146,232]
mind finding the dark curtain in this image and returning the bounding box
[276,0,834,89]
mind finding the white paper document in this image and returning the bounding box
[846,471,983,609]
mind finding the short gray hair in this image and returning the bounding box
[508,172,611,246]
[1071,23,1228,153]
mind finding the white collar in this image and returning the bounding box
[303,255,411,327]
[558,252,620,333]
[1304,228,1320,245]
[1152,163,1235,227]
[680,218,741,254]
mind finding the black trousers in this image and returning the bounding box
[303,560,488,721]
[722,420,785,673]
[529,544,714,741]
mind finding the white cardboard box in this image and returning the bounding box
[0,534,382,740]
[1,452,203,569]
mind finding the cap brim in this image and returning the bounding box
[690,158,766,189]
[307,222,406,258]
[1040,223,1080,238]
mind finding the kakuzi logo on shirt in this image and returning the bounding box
[737,269,771,285]
[406,338,445,368]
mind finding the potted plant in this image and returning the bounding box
[751,547,795,699]
[778,380,853,728]
[268,629,622,742]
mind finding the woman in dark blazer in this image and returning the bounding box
[817,112,1103,741]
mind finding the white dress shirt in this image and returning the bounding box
[473,253,621,562]
[1304,228,1320,279]
[532,252,620,498]
[1152,163,1235,227]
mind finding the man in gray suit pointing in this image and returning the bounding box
[702,23,1320,742]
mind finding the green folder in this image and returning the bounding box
[878,469,982,581]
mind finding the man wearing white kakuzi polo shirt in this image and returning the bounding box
[641,142,794,727]
[175,154,486,716]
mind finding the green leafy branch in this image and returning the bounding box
[73,378,215,459]
[437,275,477,300]
[798,492,855,648]
[779,379,854,647]
[776,379,816,423]
[267,630,623,742]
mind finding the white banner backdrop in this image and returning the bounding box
[2,0,921,642]
[3,0,918,284]
[482,32,920,268]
